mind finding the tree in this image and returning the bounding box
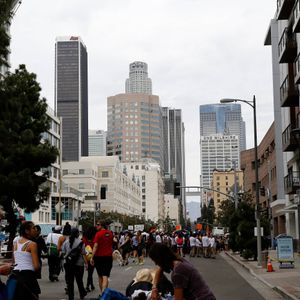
[0,0,15,69]
[0,65,58,252]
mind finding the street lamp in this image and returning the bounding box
[220,95,262,266]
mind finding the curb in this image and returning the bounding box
[224,251,297,300]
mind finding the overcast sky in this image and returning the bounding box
[10,0,277,189]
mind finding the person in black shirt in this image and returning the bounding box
[34,225,48,279]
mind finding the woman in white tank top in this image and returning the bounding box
[12,221,41,299]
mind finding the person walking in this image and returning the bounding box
[82,226,97,292]
[90,220,113,296]
[189,233,196,257]
[149,243,216,300]
[61,228,87,300]
[34,225,48,279]
[13,221,41,300]
[46,226,62,281]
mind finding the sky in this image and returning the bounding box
[10,0,277,191]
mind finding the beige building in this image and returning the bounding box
[107,93,163,167]
[211,169,244,215]
[122,159,164,222]
[164,194,179,224]
[61,156,142,216]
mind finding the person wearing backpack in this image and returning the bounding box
[61,228,88,300]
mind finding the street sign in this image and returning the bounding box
[254,227,264,236]
[277,236,294,268]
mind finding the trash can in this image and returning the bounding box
[261,250,269,268]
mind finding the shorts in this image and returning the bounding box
[94,256,113,277]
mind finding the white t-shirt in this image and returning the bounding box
[155,234,162,243]
[202,235,209,247]
[195,238,202,247]
[189,236,196,247]
[46,233,62,245]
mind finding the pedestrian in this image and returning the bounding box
[120,232,132,266]
[34,225,48,279]
[175,233,184,257]
[149,243,216,300]
[202,233,209,258]
[61,227,87,300]
[12,221,41,300]
[58,223,72,294]
[82,226,97,292]
[189,233,196,257]
[46,225,62,281]
[90,220,113,296]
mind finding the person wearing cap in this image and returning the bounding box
[90,220,113,296]
[46,225,62,281]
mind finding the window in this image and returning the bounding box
[79,169,85,175]
[79,183,85,189]
[102,171,109,178]
[62,169,68,175]
[101,185,107,199]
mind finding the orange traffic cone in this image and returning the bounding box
[267,258,274,272]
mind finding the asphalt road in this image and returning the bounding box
[28,252,283,300]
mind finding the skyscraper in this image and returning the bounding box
[200,103,246,151]
[107,62,163,167]
[88,130,107,156]
[162,107,186,218]
[125,61,152,95]
[55,36,88,161]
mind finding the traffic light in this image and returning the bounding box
[260,187,265,196]
[174,182,181,196]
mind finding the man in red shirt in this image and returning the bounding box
[90,220,113,295]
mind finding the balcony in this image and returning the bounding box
[277,0,296,20]
[282,124,299,151]
[284,171,300,194]
[293,0,300,32]
[295,53,300,83]
[278,28,297,63]
[280,74,299,107]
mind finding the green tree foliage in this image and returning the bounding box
[0,65,58,251]
[0,0,15,69]
[218,191,270,260]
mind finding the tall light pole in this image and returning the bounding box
[220,95,262,266]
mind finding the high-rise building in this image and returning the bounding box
[200,134,240,190]
[88,130,107,156]
[200,103,246,151]
[162,107,186,218]
[107,62,163,167]
[55,36,88,162]
[125,61,152,95]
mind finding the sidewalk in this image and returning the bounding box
[225,250,300,300]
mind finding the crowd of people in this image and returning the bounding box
[0,221,221,299]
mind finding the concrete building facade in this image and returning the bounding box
[200,134,240,191]
[122,159,164,222]
[241,123,285,238]
[125,61,152,95]
[61,156,141,216]
[264,2,300,246]
[55,36,88,162]
[107,93,163,167]
[211,169,244,215]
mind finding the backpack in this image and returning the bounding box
[176,237,183,246]
[65,242,83,265]
[47,234,59,257]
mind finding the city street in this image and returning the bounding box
[32,252,283,300]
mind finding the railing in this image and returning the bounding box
[284,171,300,194]
[278,27,297,62]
